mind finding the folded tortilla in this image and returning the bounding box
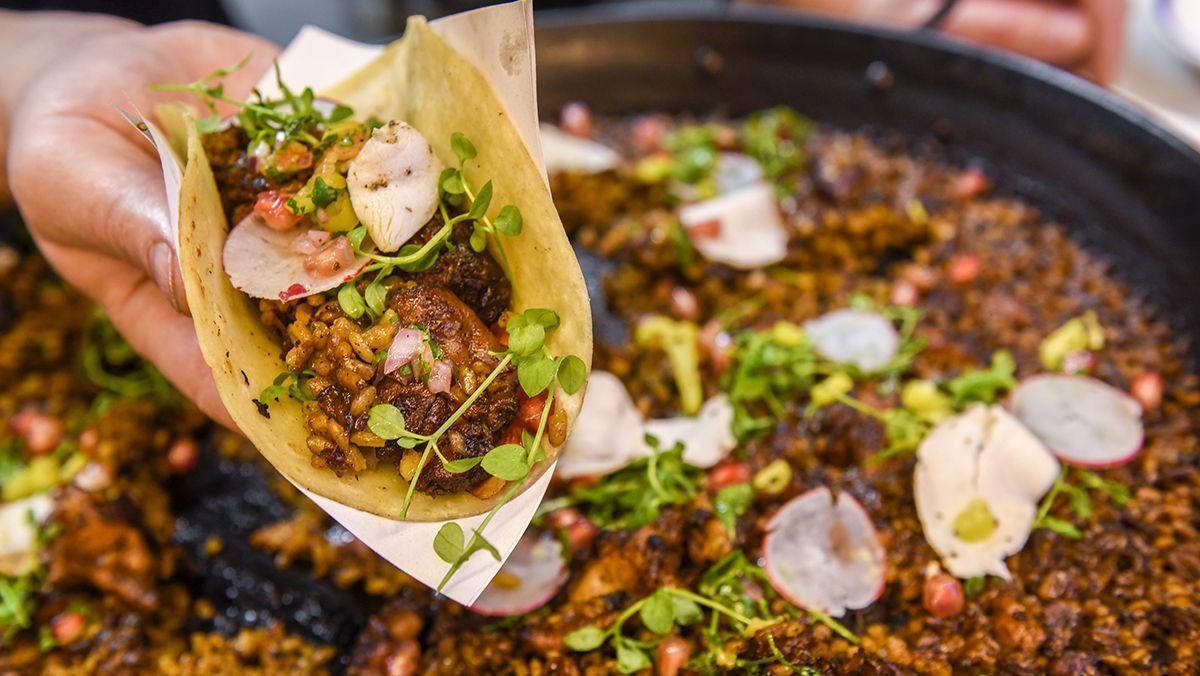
[160,17,592,521]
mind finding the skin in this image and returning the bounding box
[0,5,1126,429]
[2,13,279,429]
[746,0,1127,83]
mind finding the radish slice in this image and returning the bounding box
[678,182,788,270]
[915,405,1060,580]
[804,309,899,372]
[714,153,764,194]
[643,394,736,468]
[1010,375,1144,468]
[558,371,646,479]
[222,214,368,301]
[539,123,620,174]
[471,530,567,616]
[0,493,53,577]
[763,486,886,617]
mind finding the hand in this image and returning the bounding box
[745,0,1127,84]
[5,17,280,429]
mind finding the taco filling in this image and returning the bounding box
[161,33,591,522]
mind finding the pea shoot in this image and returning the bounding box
[1033,466,1131,539]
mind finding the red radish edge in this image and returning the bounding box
[762,486,887,616]
[1009,374,1144,469]
[222,214,368,301]
[470,530,567,617]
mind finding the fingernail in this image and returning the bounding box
[148,241,181,312]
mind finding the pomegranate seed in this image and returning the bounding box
[890,279,919,306]
[656,637,692,676]
[946,253,982,284]
[12,408,63,456]
[51,611,85,644]
[706,460,752,490]
[954,167,991,199]
[670,287,700,321]
[253,190,303,231]
[559,102,594,139]
[565,519,599,554]
[1130,371,1163,412]
[167,438,199,473]
[631,115,668,153]
[303,238,357,277]
[546,507,584,531]
[923,573,965,618]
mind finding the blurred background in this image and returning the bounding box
[1,0,1198,143]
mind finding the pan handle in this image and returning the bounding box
[920,0,962,31]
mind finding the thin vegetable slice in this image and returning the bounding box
[804,309,899,372]
[762,486,886,617]
[222,213,368,301]
[539,123,620,174]
[471,529,567,616]
[1010,374,1144,468]
[678,182,788,270]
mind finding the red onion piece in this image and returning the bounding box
[383,328,423,375]
[289,229,331,255]
[428,360,453,394]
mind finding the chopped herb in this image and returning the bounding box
[713,483,754,536]
[257,369,316,406]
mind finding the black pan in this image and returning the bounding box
[10,6,1200,666]
[537,4,1200,345]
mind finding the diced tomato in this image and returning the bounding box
[706,460,751,490]
[685,218,722,240]
[518,392,549,433]
[11,408,62,457]
[631,115,668,153]
[954,167,991,199]
[253,191,303,231]
[303,238,357,277]
[267,141,313,174]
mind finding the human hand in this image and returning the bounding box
[6,18,280,429]
[745,0,1127,84]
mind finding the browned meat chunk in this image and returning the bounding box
[406,220,512,326]
[377,283,518,494]
[47,489,159,611]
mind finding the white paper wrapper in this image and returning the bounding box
[139,0,557,606]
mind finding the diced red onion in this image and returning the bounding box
[428,360,453,394]
[383,329,423,375]
[303,238,356,277]
[289,229,331,255]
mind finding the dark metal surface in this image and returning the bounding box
[6,5,1200,663]
[537,5,1200,343]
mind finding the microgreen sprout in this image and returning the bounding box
[1033,466,1131,539]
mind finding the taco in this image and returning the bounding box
[156,17,592,521]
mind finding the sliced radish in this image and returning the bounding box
[763,486,886,617]
[471,529,567,616]
[915,405,1059,580]
[222,214,368,301]
[804,309,899,372]
[539,123,620,174]
[1010,375,1144,468]
[676,153,764,201]
[678,182,788,270]
[558,371,646,480]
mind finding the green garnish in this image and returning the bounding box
[635,316,703,415]
[1033,466,1131,539]
[257,369,316,406]
[1039,311,1104,371]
